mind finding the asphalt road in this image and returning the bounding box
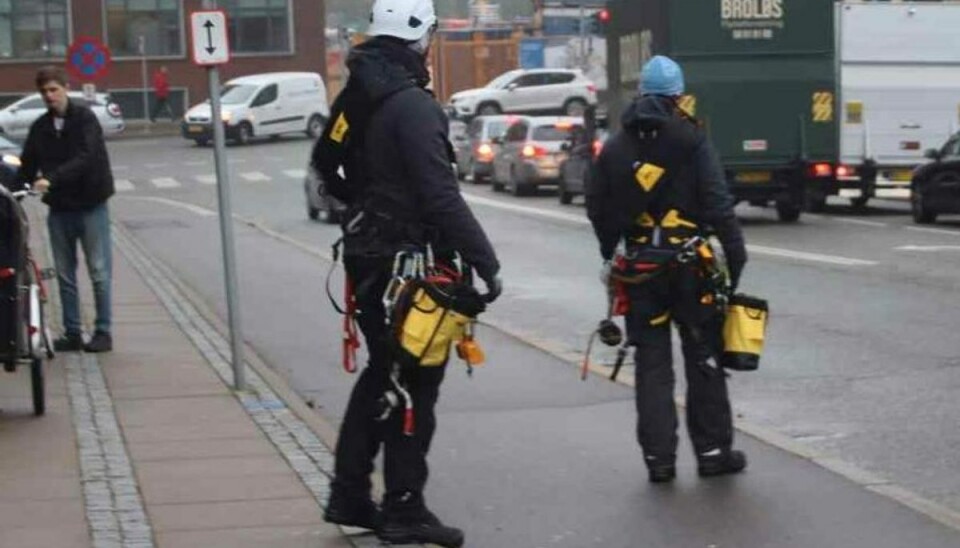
[103,135,960,545]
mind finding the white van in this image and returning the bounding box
[182,72,329,146]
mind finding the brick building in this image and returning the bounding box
[0,0,326,118]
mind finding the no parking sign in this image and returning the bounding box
[66,37,112,82]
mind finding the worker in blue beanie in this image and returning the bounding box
[586,55,749,483]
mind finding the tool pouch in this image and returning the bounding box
[392,279,485,367]
[722,294,769,371]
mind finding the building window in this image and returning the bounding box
[105,0,181,57]
[0,0,69,60]
[222,0,291,54]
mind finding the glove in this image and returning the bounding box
[600,260,612,286]
[482,275,502,304]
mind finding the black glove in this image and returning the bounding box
[482,275,502,304]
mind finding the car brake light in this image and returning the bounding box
[522,144,547,158]
[810,162,833,178]
[107,103,122,118]
[592,139,604,158]
[587,83,597,94]
[477,143,494,159]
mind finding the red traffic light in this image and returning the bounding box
[598,9,611,23]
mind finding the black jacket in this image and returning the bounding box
[19,100,114,212]
[312,39,500,283]
[586,96,747,283]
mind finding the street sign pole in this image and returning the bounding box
[197,0,245,391]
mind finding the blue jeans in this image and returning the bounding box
[47,204,112,335]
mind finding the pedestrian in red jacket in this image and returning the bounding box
[150,66,175,122]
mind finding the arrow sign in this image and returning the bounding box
[204,20,217,54]
[191,10,230,66]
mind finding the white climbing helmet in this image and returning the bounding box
[367,0,438,42]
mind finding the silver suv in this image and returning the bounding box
[448,69,598,119]
[0,92,125,140]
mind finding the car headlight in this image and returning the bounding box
[222,111,233,123]
[2,154,21,167]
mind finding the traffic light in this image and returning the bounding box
[590,8,612,34]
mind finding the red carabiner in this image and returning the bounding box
[342,278,360,374]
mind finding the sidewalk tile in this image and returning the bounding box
[114,395,250,428]
[149,497,322,531]
[0,499,86,529]
[0,476,82,502]
[0,527,89,548]
[140,473,311,505]
[122,420,262,443]
[157,524,353,548]
[137,456,294,482]
[128,438,278,462]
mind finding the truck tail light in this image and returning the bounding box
[836,165,856,178]
[810,162,833,178]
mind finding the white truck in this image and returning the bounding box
[828,0,960,210]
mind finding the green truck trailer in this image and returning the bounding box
[604,0,837,222]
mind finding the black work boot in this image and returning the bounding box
[324,490,382,530]
[378,493,464,548]
[645,455,677,483]
[53,332,84,352]
[83,331,113,353]
[698,449,748,478]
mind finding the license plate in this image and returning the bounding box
[889,169,913,182]
[188,125,204,134]
[538,157,558,169]
[736,171,773,184]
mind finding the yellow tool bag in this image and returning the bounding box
[391,278,486,368]
[721,294,769,371]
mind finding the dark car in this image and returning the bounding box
[0,134,21,191]
[558,127,608,205]
[303,165,347,224]
[911,132,960,224]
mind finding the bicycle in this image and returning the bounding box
[1,184,54,416]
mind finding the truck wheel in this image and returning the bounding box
[235,123,252,146]
[306,115,325,139]
[912,187,937,224]
[776,201,802,223]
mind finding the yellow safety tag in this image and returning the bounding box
[635,163,666,192]
[330,113,350,144]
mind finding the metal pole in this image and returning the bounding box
[203,0,245,391]
[139,36,149,133]
[579,4,587,71]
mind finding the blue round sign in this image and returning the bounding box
[66,37,112,81]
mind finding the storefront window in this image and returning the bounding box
[0,0,69,60]
[105,0,181,57]
[222,0,291,54]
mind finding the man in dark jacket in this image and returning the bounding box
[19,66,115,353]
[312,1,500,546]
[586,56,747,483]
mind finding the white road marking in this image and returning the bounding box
[462,193,878,267]
[113,165,130,172]
[145,163,169,169]
[905,226,960,237]
[746,245,877,266]
[129,197,217,217]
[283,169,306,179]
[184,161,207,167]
[151,177,181,189]
[195,174,217,185]
[240,171,271,182]
[896,245,960,252]
[114,179,135,192]
[832,217,888,228]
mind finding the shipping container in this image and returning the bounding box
[606,0,838,222]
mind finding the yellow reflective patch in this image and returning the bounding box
[635,163,665,192]
[812,91,834,123]
[678,94,697,117]
[650,312,671,327]
[330,113,350,144]
[659,209,698,229]
[638,212,656,228]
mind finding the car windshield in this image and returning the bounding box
[532,124,581,142]
[220,84,258,105]
[486,72,521,89]
[486,121,510,139]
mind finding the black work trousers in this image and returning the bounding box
[332,255,446,514]
[625,265,734,462]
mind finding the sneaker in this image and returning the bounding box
[53,333,84,352]
[324,491,382,530]
[645,455,676,483]
[698,449,748,477]
[378,509,464,548]
[83,331,113,353]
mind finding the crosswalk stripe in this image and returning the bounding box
[151,177,181,189]
[240,172,271,182]
[283,169,307,179]
[195,174,217,185]
[115,179,135,192]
